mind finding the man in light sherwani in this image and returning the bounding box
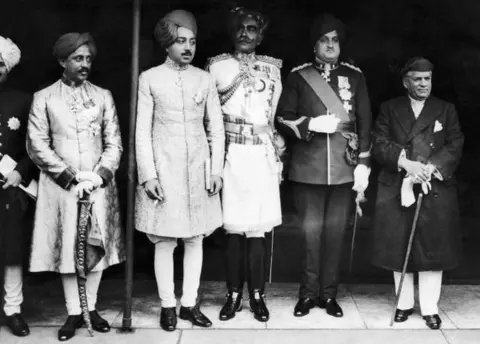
[27,33,124,341]
[207,6,285,323]
[135,10,225,332]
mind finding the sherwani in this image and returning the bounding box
[27,78,124,273]
[135,60,224,239]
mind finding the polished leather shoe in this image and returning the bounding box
[89,310,111,332]
[294,297,316,317]
[249,290,269,322]
[219,291,243,321]
[179,305,212,328]
[58,314,84,341]
[318,298,343,317]
[423,314,442,330]
[394,308,414,323]
[6,313,30,337]
[160,307,177,332]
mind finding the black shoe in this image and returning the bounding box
[394,308,414,323]
[58,315,84,341]
[219,291,243,321]
[249,290,269,322]
[318,298,343,318]
[294,297,316,317]
[423,314,442,330]
[6,313,30,337]
[160,307,177,332]
[179,305,212,328]
[89,310,111,332]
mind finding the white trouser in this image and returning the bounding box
[62,271,103,315]
[154,235,203,308]
[3,265,23,316]
[393,271,443,315]
[225,229,266,238]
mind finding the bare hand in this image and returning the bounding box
[144,179,164,201]
[2,170,22,189]
[403,160,430,183]
[209,175,222,196]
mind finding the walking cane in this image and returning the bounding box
[268,228,275,283]
[389,192,424,327]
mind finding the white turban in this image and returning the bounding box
[0,36,21,72]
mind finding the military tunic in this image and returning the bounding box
[207,53,284,232]
[276,61,372,184]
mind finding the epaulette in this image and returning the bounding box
[205,53,232,70]
[340,61,362,73]
[291,63,312,73]
[256,55,283,69]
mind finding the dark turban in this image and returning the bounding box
[228,6,269,35]
[401,57,434,76]
[310,13,346,45]
[53,32,97,60]
[154,10,197,48]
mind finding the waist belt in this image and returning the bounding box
[336,121,356,133]
[224,122,272,135]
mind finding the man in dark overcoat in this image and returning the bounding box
[371,57,464,330]
[276,13,372,318]
[0,35,37,337]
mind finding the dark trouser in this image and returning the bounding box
[293,182,353,300]
[225,234,266,294]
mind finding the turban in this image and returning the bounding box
[228,7,269,34]
[154,10,197,48]
[310,13,346,45]
[401,57,434,76]
[0,36,21,72]
[53,32,97,60]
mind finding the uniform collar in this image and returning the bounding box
[313,57,339,71]
[165,56,189,71]
[234,51,256,63]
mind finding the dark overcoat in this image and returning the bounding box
[371,95,464,272]
[0,89,37,268]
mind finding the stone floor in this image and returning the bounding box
[1,279,480,343]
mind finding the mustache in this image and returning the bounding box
[181,51,193,57]
[78,68,90,73]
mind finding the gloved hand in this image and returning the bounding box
[75,180,94,199]
[308,115,340,134]
[352,164,371,193]
[76,171,103,188]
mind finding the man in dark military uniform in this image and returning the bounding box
[276,13,372,318]
[371,57,464,330]
[0,35,37,337]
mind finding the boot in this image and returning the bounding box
[247,237,269,322]
[219,234,246,321]
[219,288,243,321]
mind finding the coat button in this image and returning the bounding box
[433,193,439,198]
[5,204,9,210]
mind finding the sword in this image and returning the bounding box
[389,192,424,327]
[347,191,365,293]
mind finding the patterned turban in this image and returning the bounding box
[0,36,21,72]
[401,57,434,76]
[53,32,97,60]
[228,6,269,35]
[310,13,346,45]
[154,10,197,48]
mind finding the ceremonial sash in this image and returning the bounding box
[298,67,350,122]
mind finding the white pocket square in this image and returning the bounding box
[434,120,443,133]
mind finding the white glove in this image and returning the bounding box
[75,180,94,199]
[308,115,340,134]
[76,171,103,188]
[352,164,371,193]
